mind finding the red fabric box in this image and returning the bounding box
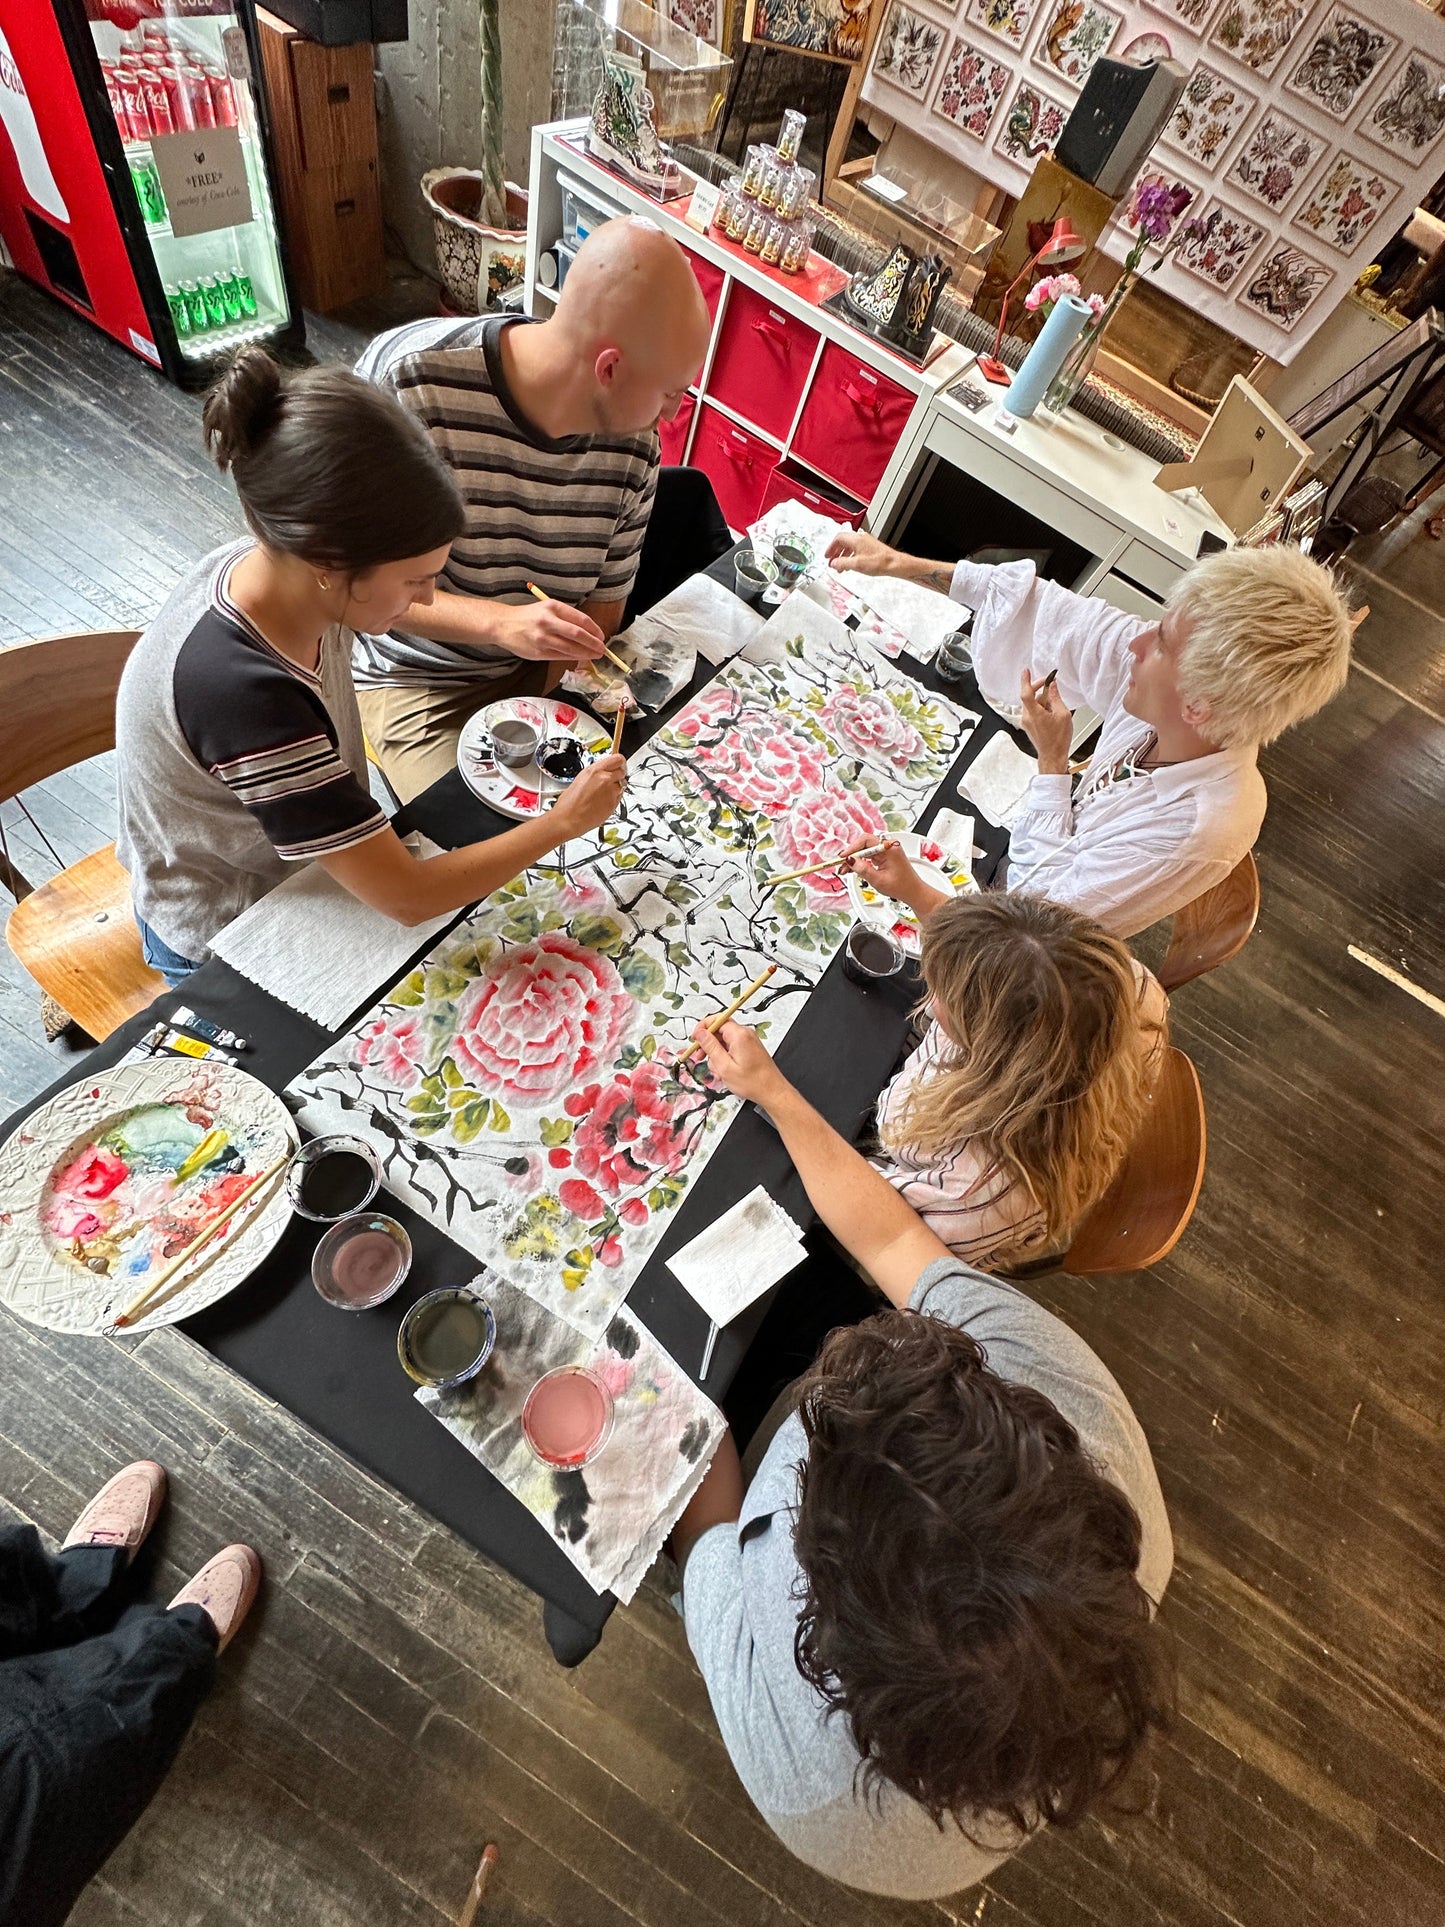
[705,284,821,442]
[689,403,780,533]
[791,345,915,504]
[759,462,865,529]
[685,249,725,320]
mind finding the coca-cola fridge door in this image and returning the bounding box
[76,0,300,372]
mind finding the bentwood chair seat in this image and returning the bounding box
[1157,852,1261,994]
[0,628,164,1040]
[1062,1045,1207,1275]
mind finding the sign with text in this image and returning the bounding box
[151,126,252,237]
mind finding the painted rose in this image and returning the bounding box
[819,683,926,769]
[562,1060,699,1201]
[357,1013,425,1086]
[451,934,636,1105]
[774,787,888,906]
[674,689,828,817]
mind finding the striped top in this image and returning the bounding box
[870,962,1168,1268]
[352,315,659,689]
[116,542,386,960]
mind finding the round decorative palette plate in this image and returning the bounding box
[457,695,611,821]
[0,1060,298,1336]
[847,832,976,955]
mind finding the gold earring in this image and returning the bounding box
[318,575,331,591]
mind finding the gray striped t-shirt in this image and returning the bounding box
[351,315,658,689]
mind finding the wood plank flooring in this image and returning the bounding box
[1,267,1442,1926]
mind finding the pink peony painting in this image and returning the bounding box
[289,597,974,1339]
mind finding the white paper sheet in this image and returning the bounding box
[211,834,454,1031]
[928,808,977,872]
[637,568,765,666]
[665,1185,807,1327]
[957,735,1037,830]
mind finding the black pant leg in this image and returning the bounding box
[0,1602,218,1927]
[624,466,734,627]
[0,1528,129,1660]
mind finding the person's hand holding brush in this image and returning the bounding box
[1019,667,1073,775]
[840,835,951,920]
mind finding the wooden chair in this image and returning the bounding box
[1062,1046,1206,1275]
[1,628,165,1040]
[1157,852,1260,994]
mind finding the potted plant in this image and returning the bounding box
[422,0,528,313]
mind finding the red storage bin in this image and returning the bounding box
[706,283,820,441]
[685,249,725,320]
[690,403,779,533]
[791,345,916,504]
[659,391,697,466]
[759,462,866,529]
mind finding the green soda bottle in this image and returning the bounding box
[198,275,228,328]
[165,284,191,338]
[180,280,208,333]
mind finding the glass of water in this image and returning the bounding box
[935,631,973,683]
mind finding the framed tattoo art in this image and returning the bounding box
[1284,9,1397,121]
[1291,150,1399,252]
[932,34,1013,134]
[1236,240,1332,329]
[1362,52,1445,160]
[1208,0,1309,78]
[1032,0,1123,87]
[1174,197,1268,285]
[994,78,1069,161]
[873,2,946,93]
[1163,62,1259,170]
[1225,109,1327,211]
[965,0,1034,47]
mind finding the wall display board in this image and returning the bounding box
[858,0,1445,360]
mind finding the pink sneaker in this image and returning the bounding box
[62,1461,167,1563]
[169,1544,262,1653]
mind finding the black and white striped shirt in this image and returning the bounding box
[116,544,386,959]
[352,315,658,689]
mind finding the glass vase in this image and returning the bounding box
[1041,273,1135,416]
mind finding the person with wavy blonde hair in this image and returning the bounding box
[825,533,1355,938]
[853,872,1166,1268]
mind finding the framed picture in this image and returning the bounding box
[745,0,877,63]
[661,0,731,46]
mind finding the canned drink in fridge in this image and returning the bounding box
[156,65,195,131]
[233,270,257,318]
[199,275,228,329]
[100,63,135,142]
[136,69,174,136]
[204,66,238,128]
[216,270,244,323]
[180,280,208,332]
[180,66,215,129]
[165,284,192,338]
[129,156,167,227]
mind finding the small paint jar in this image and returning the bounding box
[312,1212,411,1310]
[779,220,813,274]
[488,718,540,767]
[776,108,806,164]
[286,1135,381,1222]
[397,1287,497,1390]
[522,1367,614,1469]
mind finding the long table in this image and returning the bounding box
[3,558,1018,1664]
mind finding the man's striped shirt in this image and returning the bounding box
[352,314,658,689]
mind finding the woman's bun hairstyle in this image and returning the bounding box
[202,347,284,472]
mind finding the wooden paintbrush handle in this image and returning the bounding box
[114,1151,290,1328]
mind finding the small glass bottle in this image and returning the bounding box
[759,217,786,266]
[739,143,768,199]
[779,220,813,274]
[776,165,815,222]
[777,108,806,164]
[724,188,751,242]
[743,204,769,254]
[757,150,783,212]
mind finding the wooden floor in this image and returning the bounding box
[1,269,1443,1927]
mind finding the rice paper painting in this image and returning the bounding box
[1284,10,1396,122]
[1364,53,1445,160]
[418,1274,725,1602]
[1207,0,1307,78]
[873,3,946,95]
[289,598,973,1340]
[1235,241,1332,329]
[1291,150,1398,253]
[995,80,1070,163]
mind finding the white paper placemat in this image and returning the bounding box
[211,834,454,1031]
[957,735,1037,830]
[665,1185,806,1327]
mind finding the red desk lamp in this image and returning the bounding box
[977,217,1088,386]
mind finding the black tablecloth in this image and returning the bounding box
[2,554,1020,1658]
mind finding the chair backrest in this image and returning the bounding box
[1062,1045,1206,1276]
[1158,851,1260,993]
[0,629,141,807]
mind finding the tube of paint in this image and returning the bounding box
[138,1023,242,1065]
[170,1005,249,1051]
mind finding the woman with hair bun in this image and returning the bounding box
[116,348,626,983]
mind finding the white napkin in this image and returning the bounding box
[665,1185,807,1327]
[637,568,764,667]
[957,735,1038,829]
[210,834,455,1031]
[927,809,977,874]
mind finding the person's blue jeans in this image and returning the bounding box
[137,919,199,989]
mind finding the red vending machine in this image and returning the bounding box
[0,0,303,384]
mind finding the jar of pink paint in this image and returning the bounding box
[521,1367,614,1470]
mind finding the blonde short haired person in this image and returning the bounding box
[826,537,1354,937]
[845,881,1166,1267]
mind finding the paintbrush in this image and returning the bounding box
[677,964,777,1065]
[113,1151,290,1329]
[457,1844,499,1927]
[611,702,629,754]
[1039,668,1059,695]
[765,840,889,889]
[526,583,671,710]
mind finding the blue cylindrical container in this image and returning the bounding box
[1002,293,1093,421]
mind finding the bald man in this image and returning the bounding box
[353,217,714,800]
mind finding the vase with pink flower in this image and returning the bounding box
[1041,178,1197,417]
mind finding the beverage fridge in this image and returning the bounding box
[0,0,303,384]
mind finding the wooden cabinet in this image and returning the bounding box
[257,8,385,313]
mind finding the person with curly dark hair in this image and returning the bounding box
[672,1018,1174,1899]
